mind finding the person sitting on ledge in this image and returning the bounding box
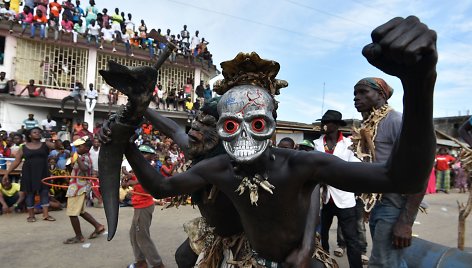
[59,80,84,114]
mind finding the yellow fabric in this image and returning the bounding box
[119,186,132,201]
[0,183,20,197]
[66,194,85,216]
[10,0,20,13]
[185,101,193,110]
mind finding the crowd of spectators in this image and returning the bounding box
[0,114,190,215]
[0,0,213,65]
[1,69,212,119]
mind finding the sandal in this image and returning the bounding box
[334,247,345,257]
[27,216,37,223]
[63,237,85,244]
[43,216,56,221]
[88,226,106,239]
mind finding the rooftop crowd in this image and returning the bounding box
[0,0,213,64]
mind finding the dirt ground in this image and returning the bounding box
[0,190,471,268]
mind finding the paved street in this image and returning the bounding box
[0,190,471,268]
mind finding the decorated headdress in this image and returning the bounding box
[213,52,288,97]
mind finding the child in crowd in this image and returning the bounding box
[160,155,177,178]
[63,137,105,244]
[18,5,33,36]
[0,177,25,214]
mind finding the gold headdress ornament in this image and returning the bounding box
[213,52,288,96]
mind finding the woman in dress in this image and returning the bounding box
[3,127,56,222]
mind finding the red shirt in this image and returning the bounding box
[33,15,47,24]
[130,176,154,209]
[0,143,11,157]
[77,129,93,141]
[61,19,74,31]
[160,164,174,177]
[141,124,152,135]
[435,154,455,171]
[49,2,62,17]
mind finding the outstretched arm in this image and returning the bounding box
[144,108,189,153]
[307,17,436,193]
[17,86,27,96]
[124,142,207,198]
[458,117,472,147]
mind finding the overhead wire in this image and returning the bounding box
[166,0,343,44]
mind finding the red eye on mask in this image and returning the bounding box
[251,118,265,132]
[224,120,239,134]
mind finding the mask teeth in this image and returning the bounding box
[235,149,257,157]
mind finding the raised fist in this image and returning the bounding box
[362,16,437,80]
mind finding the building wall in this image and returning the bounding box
[1,102,49,132]
[14,39,89,89]
[433,116,470,139]
[0,35,17,76]
[275,131,304,145]
[0,32,217,134]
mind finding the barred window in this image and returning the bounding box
[95,53,195,94]
[15,39,88,90]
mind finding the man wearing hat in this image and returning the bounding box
[297,139,315,151]
[122,144,165,268]
[63,136,105,244]
[353,77,425,267]
[313,110,363,268]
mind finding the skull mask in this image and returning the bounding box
[217,85,276,163]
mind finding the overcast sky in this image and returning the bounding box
[98,0,472,123]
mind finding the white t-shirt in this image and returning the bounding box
[101,83,110,95]
[1,8,16,20]
[85,89,98,99]
[0,78,8,90]
[313,135,359,209]
[87,24,100,36]
[89,147,100,172]
[101,27,115,41]
[121,32,130,43]
[190,35,200,49]
[121,158,132,173]
[41,119,57,131]
[125,19,135,31]
[157,88,164,98]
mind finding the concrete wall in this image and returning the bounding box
[275,132,304,145]
[0,35,17,77]
[0,102,50,132]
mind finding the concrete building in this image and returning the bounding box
[0,21,217,133]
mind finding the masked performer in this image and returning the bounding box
[102,16,437,267]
